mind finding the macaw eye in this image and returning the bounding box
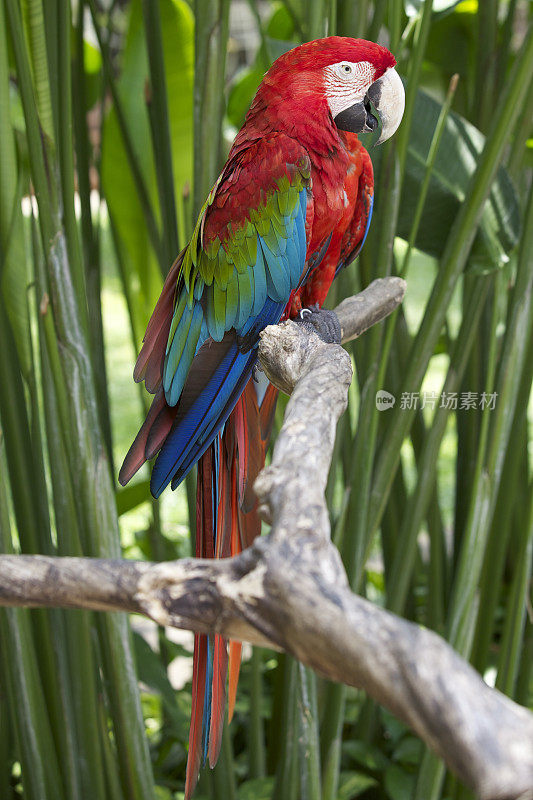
[335,62,354,79]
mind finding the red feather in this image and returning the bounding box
[295,133,373,310]
[233,383,261,511]
[197,447,215,560]
[184,634,207,800]
[118,388,176,485]
[133,251,184,389]
[208,635,228,768]
[227,641,242,724]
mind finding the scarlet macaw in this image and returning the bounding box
[120,36,404,797]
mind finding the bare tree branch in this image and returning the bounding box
[1,277,532,800]
[335,275,407,342]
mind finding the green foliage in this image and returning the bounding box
[101,0,194,331]
[0,1,532,800]
[397,89,520,266]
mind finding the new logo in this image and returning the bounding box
[375,390,396,411]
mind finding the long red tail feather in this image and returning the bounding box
[208,634,228,768]
[185,377,279,794]
[184,634,208,800]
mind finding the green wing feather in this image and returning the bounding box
[163,141,311,407]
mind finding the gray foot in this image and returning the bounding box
[293,305,341,344]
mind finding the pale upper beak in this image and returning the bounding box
[333,67,405,145]
[368,67,405,144]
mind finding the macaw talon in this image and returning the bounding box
[294,306,342,344]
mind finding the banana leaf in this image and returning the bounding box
[375,88,520,269]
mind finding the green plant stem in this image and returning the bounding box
[515,618,533,707]
[384,313,448,588]
[388,0,403,51]
[396,15,417,63]
[273,657,299,800]
[56,0,89,339]
[306,0,327,39]
[399,72,459,278]
[244,0,268,65]
[447,276,501,651]
[5,0,57,249]
[0,451,65,800]
[507,75,533,182]
[99,702,126,800]
[185,471,198,555]
[249,648,266,779]
[0,301,44,555]
[414,278,500,800]
[88,0,165,271]
[471,181,533,676]
[108,211,145,346]
[471,338,533,674]
[368,0,387,42]
[328,0,337,35]
[474,0,498,131]
[297,664,321,800]
[26,0,55,142]
[498,0,518,96]
[338,0,369,37]
[453,284,482,561]
[73,0,114,469]
[385,277,489,615]
[36,275,107,800]
[0,0,17,263]
[395,0,433,178]
[8,2,156,793]
[3,205,91,800]
[193,0,230,218]
[278,0,306,40]
[427,486,447,631]
[415,170,533,800]
[142,0,180,266]
[495,484,533,696]
[0,606,65,800]
[368,23,533,542]
[0,683,10,799]
[210,723,236,800]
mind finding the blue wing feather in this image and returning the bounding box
[150,298,284,497]
[251,245,267,316]
[148,180,310,497]
[164,302,203,406]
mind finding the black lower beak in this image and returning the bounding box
[363,96,379,132]
[334,96,379,135]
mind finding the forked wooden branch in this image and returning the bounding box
[1,277,532,800]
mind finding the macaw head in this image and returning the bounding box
[254,37,405,146]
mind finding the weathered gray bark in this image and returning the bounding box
[1,276,532,800]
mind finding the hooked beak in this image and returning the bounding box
[333,67,405,145]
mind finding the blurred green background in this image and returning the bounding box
[0,1,532,799]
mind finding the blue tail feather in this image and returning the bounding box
[202,635,214,763]
[169,348,258,491]
[151,299,284,497]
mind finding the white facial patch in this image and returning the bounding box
[323,60,376,118]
